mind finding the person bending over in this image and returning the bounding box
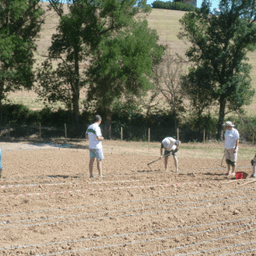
[160,137,181,172]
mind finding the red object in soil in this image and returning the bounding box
[235,172,248,179]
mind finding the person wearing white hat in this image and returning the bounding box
[223,121,240,176]
[160,137,181,172]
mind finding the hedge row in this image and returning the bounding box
[151,1,197,11]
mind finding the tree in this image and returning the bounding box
[36,59,74,112]
[153,48,187,131]
[37,0,152,123]
[86,19,164,118]
[0,0,44,122]
[179,0,256,139]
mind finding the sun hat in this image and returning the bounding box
[223,121,235,127]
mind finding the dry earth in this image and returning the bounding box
[0,140,255,255]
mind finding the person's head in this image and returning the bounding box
[94,115,102,124]
[223,121,235,130]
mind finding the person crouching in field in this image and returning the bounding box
[85,115,104,178]
[160,137,181,172]
[251,154,256,178]
[223,121,240,177]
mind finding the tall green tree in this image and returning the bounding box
[86,19,164,118]
[37,0,152,123]
[179,0,256,139]
[0,0,44,122]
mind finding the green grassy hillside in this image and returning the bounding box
[7,4,256,115]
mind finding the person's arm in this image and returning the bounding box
[234,139,239,153]
[253,153,256,162]
[86,134,89,140]
[96,126,104,141]
[160,143,163,158]
[96,136,104,141]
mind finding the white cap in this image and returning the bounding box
[223,121,235,127]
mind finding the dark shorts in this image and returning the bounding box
[164,148,178,157]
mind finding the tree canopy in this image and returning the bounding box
[0,0,44,121]
[36,0,160,123]
[86,19,164,117]
[179,0,256,138]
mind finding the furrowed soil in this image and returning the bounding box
[0,140,255,256]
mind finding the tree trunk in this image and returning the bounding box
[173,101,177,132]
[73,47,80,123]
[72,90,80,124]
[0,80,4,124]
[217,97,226,140]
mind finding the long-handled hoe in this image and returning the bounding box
[147,154,170,169]
[220,154,226,168]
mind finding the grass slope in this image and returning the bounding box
[7,4,256,116]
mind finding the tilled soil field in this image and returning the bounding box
[0,141,255,256]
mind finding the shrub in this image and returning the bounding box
[2,104,34,124]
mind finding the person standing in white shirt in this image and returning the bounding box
[86,115,104,178]
[160,137,180,172]
[223,121,240,177]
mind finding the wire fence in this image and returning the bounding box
[1,122,255,144]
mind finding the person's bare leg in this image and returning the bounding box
[97,160,103,177]
[232,165,236,176]
[89,158,95,177]
[253,164,256,177]
[164,157,168,171]
[173,155,178,172]
[226,163,231,175]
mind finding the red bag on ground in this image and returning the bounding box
[235,172,248,179]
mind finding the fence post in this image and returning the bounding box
[64,123,67,139]
[253,132,255,146]
[8,121,10,138]
[148,128,150,143]
[203,129,205,144]
[221,130,224,141]
[121,127,123,141]
[39,122,41,139]
[177,128,179,141]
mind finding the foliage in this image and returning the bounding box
[86,19,164,117]
[153,48,187,130]
[152,1,197,11]
[1,104,73,126]
[2,104,33,124]
[37,0,152,123]
[179,0,256,139]
[36,59,73,112]
[185,111,218,134]
[0,0,44,122]
[232,111,256,142]
[39,107,72,126]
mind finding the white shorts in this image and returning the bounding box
[225,148,238,163]
[89,148,104,161]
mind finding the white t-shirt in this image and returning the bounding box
[224,128,239,149]
[162,137,177,151]
[86,123,102,149]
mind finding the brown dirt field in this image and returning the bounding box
[0,140,256,255]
